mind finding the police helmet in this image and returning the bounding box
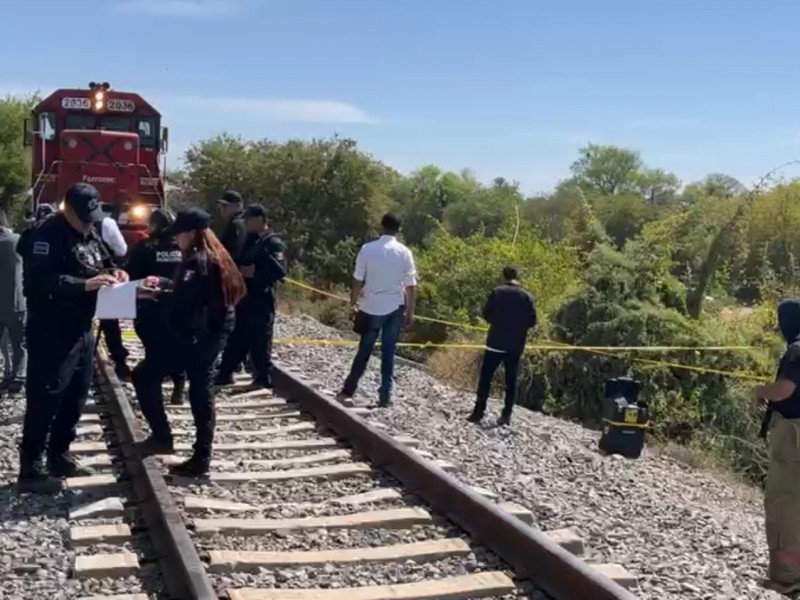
[148,208,175,235]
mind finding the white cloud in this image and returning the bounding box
[112,0,242,17]
[0,83,378,125]
[162,94,379,124]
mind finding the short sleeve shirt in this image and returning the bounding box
[354,235,417,316]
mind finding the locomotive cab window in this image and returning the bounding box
[39,112,56,141]
[100,116,132,132]
[64,115,95,130]
[137,117,158,148]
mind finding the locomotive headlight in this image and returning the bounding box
[93,91,105,112]
[130,204,149,220]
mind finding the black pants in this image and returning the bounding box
[217,298,274,385]
[99,319,128,364]
[134,330,227,458]
[21,320,93,463]
[133,312,186,387]
[472,350,522,418]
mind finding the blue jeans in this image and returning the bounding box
[342,306,404,403]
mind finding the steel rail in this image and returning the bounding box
[273,360,640,600]
[94,346,218,600]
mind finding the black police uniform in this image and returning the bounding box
[216,207,286,387]
[17,205,57,277]
[127,217,186,403]
[218,191,247,262]
[19,184,115,489]
[134,208,235,476]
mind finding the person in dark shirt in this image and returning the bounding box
[128,209,187,405]
[135,207,246,476]
[16,203,56,272]
[215,204,287,389]
[19,183,128,492]
[217,190,247,263]
[755,299,800,595]
[467,266,537,427]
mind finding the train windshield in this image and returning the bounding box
[100,116,132,132]
[64,114,95,130]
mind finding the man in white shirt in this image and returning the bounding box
[96,215,131,379]
[336,214,416,408]
[100,215,128,258]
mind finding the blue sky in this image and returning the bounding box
[2,0,799,194]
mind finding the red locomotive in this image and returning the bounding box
[24,82,169,247]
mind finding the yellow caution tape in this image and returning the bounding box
[281,277,772,382]
[113,277,773,383]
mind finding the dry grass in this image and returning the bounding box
[426,347,484,394]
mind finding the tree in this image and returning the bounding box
[570,144,643,195]
[685,173,746,200]
[0,94,38,218]
[636,168,681,205]
[183,135,395,285]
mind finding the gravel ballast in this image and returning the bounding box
[272,313,781,600]
[0,385,160,599]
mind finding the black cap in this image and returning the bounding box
[167,207,211,235]
[217,190,243,205]
[65,183,104,224]
[243,203,268,220]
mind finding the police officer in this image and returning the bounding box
[215,204,286,389]
[127,209,186,405]
[135,207,245,476]
[19,183,128,492]
[217,190,247,262]
[16,204,56,268]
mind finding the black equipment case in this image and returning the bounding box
[598,377,649,459]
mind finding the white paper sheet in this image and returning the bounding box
[95,280,141,320]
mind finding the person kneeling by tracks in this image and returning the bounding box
[134,208,245,477]
[755,299,800,595]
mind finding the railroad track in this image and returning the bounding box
[71,331,642,600]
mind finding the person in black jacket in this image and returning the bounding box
[214,204,286,389]
[19,184,128,491]
[135,207,246,476]
[217,190,247,262]
[467,266,537,427]
[127,209,187,405]
[16,203,56,271]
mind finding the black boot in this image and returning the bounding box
[5,379,23,395]
[170,378,186,405]
[212,374,234,387]
[138,436,175,457]
[496,413,511,427]
[18,457,63,493]
[466,411,483,423]
[47,452,95,478]
[250,377,273,390]
[168,454,210,477]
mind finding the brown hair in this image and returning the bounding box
[183,229,246,307]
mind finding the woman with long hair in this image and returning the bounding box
[135,207,246,476]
